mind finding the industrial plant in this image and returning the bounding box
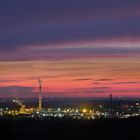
[0,79,140,120]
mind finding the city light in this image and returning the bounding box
[0,97,140,120]
[82,109,87,113]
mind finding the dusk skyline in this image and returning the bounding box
[0,0,140,98]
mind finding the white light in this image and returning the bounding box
[76,109,79,113]
[58,108,61,111]
[42,114,46,117]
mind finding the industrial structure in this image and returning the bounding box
[13,99,26,114]
[12,99,34,114]
[38,79,43,110]
[12,79,44,114]
[110,94,112,102]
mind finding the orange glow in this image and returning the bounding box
[0,57,140,97]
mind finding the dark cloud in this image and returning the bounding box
[70,87,111,94]
[1,18,140,50]
[0,79,22,83]
[113,81,140,84]
[93,82,100,85]
[74,87,140,94]
[0,47,139,61]
[0,86,34,95]
[92,87,110,90]
[0,0,140,53]
[95,79,112,82]
[75,78,92,81]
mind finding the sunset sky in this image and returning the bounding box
[0,0,140,98]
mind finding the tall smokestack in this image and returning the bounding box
[38,79,42,110]
[110,94,112,102]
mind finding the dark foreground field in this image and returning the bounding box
[0,117,140,140]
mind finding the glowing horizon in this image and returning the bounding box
[0,57,140,98]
